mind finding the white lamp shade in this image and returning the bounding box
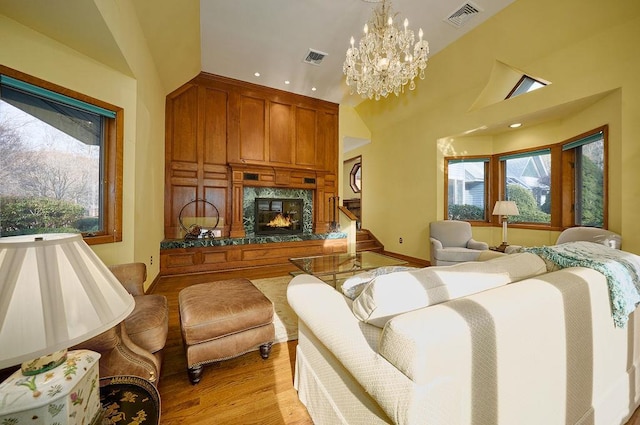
[0,233,134,369]
[492,200,520,216]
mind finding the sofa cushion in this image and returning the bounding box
[352,252,547,327]
[125,294,169,353]
[433,247,485,263]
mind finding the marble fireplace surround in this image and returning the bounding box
[243,187,313,235]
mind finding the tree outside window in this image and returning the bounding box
[0,69,122,243]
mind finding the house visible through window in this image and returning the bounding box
[446,158,489,221]
[0,69,122,244]
[501,149,551,224]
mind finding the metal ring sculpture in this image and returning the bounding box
[178,199,220,240]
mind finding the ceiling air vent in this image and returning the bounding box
[445,1,483,28]
[303,49,328,66]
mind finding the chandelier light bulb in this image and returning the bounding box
[343,0,429,100]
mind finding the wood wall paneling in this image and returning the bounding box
[295,107,318,167]
[164,73,340,271]
[203,87,228,166]
[159,238,347,276]
[239,95,267,162]
[269,101,294,164]
[170,85,199,163]
[319,111,338,175]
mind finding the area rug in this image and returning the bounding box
[251,275,298,343]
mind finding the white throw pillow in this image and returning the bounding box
[352,252,547,327]
[341,266,417,299]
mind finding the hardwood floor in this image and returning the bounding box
[153,264,313,425]
[151,263,640,425]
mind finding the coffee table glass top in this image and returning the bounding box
[289,251,407,277]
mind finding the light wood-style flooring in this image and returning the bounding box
[152,263,640,425]
[153,264,313,425]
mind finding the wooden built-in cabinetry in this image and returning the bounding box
[165,72,339,240]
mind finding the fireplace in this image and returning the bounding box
[254,198,303,236]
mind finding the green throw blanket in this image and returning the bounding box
[524,241,640,327]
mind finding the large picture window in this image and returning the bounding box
[444,126,608,231]
[446,158,489,221]
[0,67,122,244]
[500,149,551,224]
[562,129,606,227]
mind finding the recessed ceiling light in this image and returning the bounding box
[509,123,522,128]
[311,87,317,91]
[254,72,260,77]
[284,80,290,85]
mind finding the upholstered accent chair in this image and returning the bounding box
[557,226,622,249]
[73,263,169,384]
[429,220,489,266]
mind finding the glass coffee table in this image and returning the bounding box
[289,251,408,286]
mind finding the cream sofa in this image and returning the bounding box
[287,252,640,425]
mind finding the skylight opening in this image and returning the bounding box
[506,75,546,99]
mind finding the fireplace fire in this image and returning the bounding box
[255,198,303,235]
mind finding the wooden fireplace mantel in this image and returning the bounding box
[228,163,334,238]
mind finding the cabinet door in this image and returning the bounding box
[318,110,338,174]
[203,87,228,165]
[269,101,294,165]
[238,94,267,162]
[295,107,318,168]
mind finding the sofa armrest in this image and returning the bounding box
[429,237,443,264]
[287,275,419,424]
[429,237,443,250]
[109,262,146,296]
[467,238,488,250]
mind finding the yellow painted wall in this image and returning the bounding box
[0,2,167,288]
[354,0,640,260]
[339,105,371,225]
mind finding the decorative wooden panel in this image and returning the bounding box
[269,101,294,164]
[169,85,198,163]
[168,186,197,237]
[318,110,338,175]
[295,107,317,167]
[239,95,266,162]
[203,87,228,166]
[160,238,347,275]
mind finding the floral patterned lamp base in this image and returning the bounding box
[0,350,102,425]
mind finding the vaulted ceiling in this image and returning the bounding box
[0,0,516,104]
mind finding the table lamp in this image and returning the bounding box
[492,200,520,252]
[0,233,135,424]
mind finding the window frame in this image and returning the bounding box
[0,65,123,245]
[349,162,362,193]
[446,126,609,232]
[505,75,547,99]
[496,146,555,228]
[560,126,608,229]
[444,155,491,224]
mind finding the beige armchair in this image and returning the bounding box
[73,263,168,384]
[429,220,489,266]
[557,227,622,249]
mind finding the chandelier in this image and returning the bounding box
[343,0,429,100]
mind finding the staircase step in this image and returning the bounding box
[355,229,384,253]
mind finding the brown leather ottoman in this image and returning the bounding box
[178,278,275,384]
